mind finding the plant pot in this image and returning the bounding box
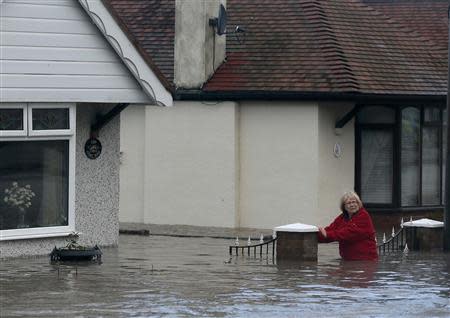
[50,245,102,263]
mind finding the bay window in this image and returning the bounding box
[0,103,75,240]
[356,105,446,210]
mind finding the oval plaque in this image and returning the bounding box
[333,142,342,158]
[85,138,102,159]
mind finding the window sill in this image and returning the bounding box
[0,228,75,241]
[368,206,444,214]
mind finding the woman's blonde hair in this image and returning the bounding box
[340,191,363,212]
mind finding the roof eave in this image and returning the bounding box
[79,0,174,106]
[175,89,446,105]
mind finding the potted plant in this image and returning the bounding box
[3,182,35,228]
[50,232,102,263]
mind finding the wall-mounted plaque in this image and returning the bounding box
[84,138,102,159]
[333,143,342,158]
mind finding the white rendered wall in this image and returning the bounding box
[239,101,320,229]
[120,101,239,227]
[119,105,146,223]
[317,102,356,226]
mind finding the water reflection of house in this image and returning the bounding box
[112,0,448,232]
[0,0,172,257]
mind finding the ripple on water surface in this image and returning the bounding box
[1,235,450,317]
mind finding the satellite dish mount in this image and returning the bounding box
[209,4,227,36]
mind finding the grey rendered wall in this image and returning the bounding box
[75,104,120,248]
[0,105,120,258]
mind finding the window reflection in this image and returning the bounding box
[0,141,69,230]
[361,129,393,204]
[0,109,23,130]
[401,107,420,206]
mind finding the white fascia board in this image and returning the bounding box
[78,0,173,107]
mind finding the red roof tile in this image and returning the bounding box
[106,0,448,97]
[108,0,176,83]
[204,0,448,95]
[363,0,448,49]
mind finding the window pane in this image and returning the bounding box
[443,108,447,205]
[424,107,441,123]
[401,108,420,206]
[32,108,69,130]
[0,109,23,130]
[422,127,440,205]
[357,106,395,124]
[0,141,69,230]
[361,129,393,204]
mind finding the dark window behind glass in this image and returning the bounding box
[422,127,440,205]
[0,141,69,230]
[0,109,23,130]
[360,129,393,204]
[401,108,420,206]
[443,109,448,204]
[357,106,395,205]
[32,109,69,130]
[358,105,445,209]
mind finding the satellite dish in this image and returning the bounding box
[209,4,227,36]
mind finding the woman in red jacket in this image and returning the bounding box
[318,191,378,261]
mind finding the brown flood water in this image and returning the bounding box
[1,235,450,317]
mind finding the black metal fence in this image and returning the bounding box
[229,236,277,258]
[377,226,408,254]
[376,218,413,254]
[227,218,411,260]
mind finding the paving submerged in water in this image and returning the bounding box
[1,235,450,317]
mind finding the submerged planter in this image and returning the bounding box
[50,245,102,263]
[50,232,102,263]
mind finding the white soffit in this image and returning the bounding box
[78,0,173,106]
[274,223,319,233]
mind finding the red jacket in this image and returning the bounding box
[318,208,378,261]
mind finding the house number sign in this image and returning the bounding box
[85,138,102,159]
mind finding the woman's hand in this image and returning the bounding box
[319,227,327,238]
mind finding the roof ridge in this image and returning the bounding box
[301,0,360,92]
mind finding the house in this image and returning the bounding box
[113,0,448,231]
[0,0,172,257]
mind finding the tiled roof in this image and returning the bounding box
[204,0,448,96]
[363,0,448,49]
[106,0,448,97]
[108,0,176,83]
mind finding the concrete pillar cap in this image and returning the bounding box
[403,218,444,228]
[274,223,318,233]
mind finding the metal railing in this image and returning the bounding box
[377,218,410,254]
[229,235,277,258]
[227,218,412,259]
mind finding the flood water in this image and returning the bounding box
[1,235,450,317]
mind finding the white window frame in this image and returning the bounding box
[28,103,75,137]
[0,103,28,137]
[0,103,76,241]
